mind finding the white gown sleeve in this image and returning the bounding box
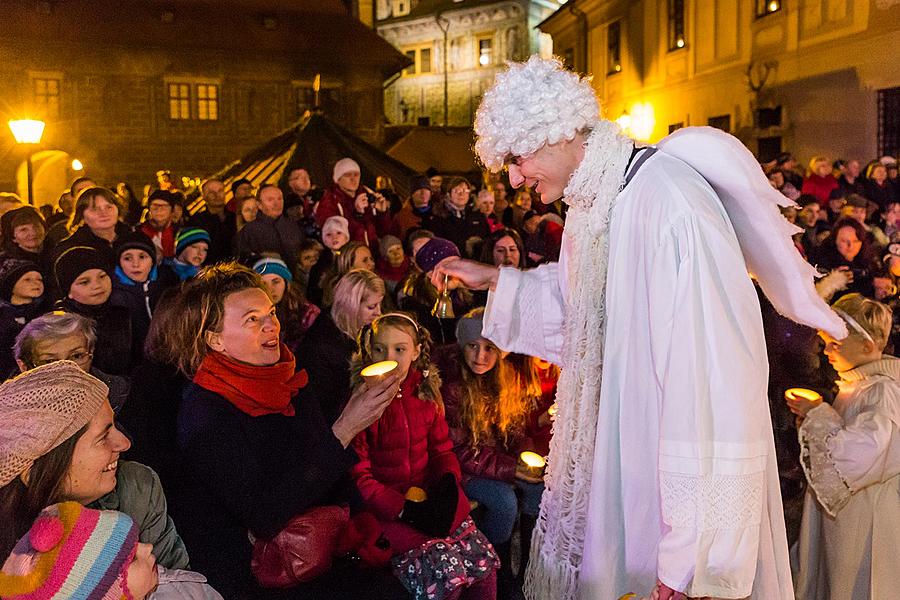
[652,212,771,600]
[800,384,900,517]
[483,263,566,366]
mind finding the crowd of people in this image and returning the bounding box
[0,145,896,600]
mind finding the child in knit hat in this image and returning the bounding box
[0,259,46,379]
[375,234,410,295]
[0,501,223,600]
[161,228,210,282]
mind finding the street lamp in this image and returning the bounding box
[8,119,46,205]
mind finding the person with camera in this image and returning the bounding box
[814,217,879,302]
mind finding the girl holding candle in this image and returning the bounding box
[434,308,550,593]
[349,311,498,600]
[790,293,900,599]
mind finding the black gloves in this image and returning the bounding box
[400,473,460,538]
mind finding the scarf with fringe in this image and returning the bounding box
[524,121,633,600]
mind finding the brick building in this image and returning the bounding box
[0,0,409,205]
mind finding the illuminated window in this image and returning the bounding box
[196,84,218,120]
[392,0,410,17]
[168,83,191,120]
[668,0,686,51]
[33,78,60,118]
[478,37,493,67]
[756,0,781,17]
[402,46,433,76]
[607,21,621,75]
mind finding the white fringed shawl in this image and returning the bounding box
[524,121,633,600]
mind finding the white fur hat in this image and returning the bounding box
[474,55,601,172]
[333,158,361,183]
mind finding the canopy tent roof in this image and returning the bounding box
[205,112,420,209]
[387,127,479,178]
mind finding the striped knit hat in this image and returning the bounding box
[174,227,211,258]
[0,502,139,600]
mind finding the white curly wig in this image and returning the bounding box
[474,55,601,172]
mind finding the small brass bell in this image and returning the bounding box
[432,274,455,319]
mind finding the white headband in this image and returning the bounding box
[834,308,875,344]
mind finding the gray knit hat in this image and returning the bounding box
[455,307,486,349]
[0,361,109,487]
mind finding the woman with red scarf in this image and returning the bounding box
[154,263,408,600]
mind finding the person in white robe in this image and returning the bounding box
[788,293,900,600]
[431,56,847,600]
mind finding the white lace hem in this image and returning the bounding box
[659,471,763,531]
[799,403,851,517]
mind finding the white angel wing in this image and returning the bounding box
[657,126,847,340]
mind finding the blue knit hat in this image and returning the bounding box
[253,257,292,282]
[175,228,211,257]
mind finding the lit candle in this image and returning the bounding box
[519,451,546,479]
[548,403,558,417]
[360,360,398,383]
[784,388,822,403]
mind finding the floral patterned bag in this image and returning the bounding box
[390,516,499,600]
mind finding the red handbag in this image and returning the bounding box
[251,505,350,588]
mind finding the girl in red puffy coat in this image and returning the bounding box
[350,312,498,600]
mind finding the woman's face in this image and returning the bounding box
[12,271,43,302]
[463,338,500,375]
[352,247,375,271]
[814,160,831,178]
[835,225,862,261]
[386,245,405,268]
[28,333,93,371]
[207,288,281,366]
[125,543,159,600]
[872,165,887,184]
[371,325,420,382]
[180,242,208,267]
[12,222,45,252]
[356,290,383,328]
[63,399,131,504]
[492,235,521,267]
[240,199,258,224]
[448,184,470,210]
[323,229,349,251]
[82,196,119,231]
[261,273,286,304]
[68,268,112,305]
[119,249,153,283]
[516,192,532,211]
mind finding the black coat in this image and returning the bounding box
[0,298,47,380]
[109,269,179,362]
[187,209,236,264]
[175,381,373,599]
[236,213,304,273]
[294,312,355,425]
[430,204,491,256]
[56,297,134,376]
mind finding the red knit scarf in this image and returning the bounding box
[193,344,308,416]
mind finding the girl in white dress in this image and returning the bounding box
[789,293,900,599]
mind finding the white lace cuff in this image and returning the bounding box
[799,403,851,517]
[659,471,763,531]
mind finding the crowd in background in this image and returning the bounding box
[0,146,897,600]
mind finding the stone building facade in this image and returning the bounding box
[0,0,408,203]
[376,0,559,127]
[539,0,900,163]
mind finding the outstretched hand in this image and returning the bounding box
[430,256,501,292]
[332,369,403,448]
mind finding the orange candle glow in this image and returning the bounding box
[519,451,546,478]
[360,360,398,382]
[785,388,823,403]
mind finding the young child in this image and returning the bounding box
[789,293,900,599]
[253,257,320,352]
[0,259,46,379]
[350,312,498,600]
[162,228,210,281]
[0,502,223,599]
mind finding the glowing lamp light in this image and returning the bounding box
[785,388,822,403]
[615,111,632,131]
[768,0,780,12]
[8,119,45,145]
[71,159,84,171]
[360,360,398,382]
[614,64,622,73]
[479,53,490,66]
[630,103,656,141]
[676,38,685,48]
[519,451,546,479]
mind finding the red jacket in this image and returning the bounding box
[315,183,357,227]
[139,222,175,258]
[801,174,839,207]
[350,368,467,530]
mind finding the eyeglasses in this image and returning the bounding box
[31,350,93,369]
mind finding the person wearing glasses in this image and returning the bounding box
[13,311,129,413]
